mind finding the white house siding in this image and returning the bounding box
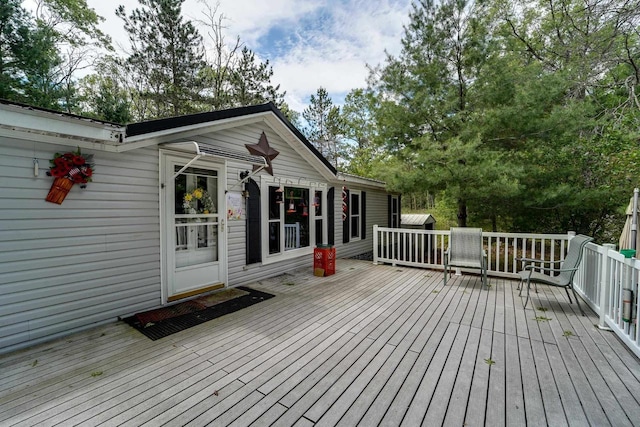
[334,185,389,259]
[0,139,161,354]
[189,124,330,286]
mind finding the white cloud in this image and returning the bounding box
[185,0,411,110]
[51,0,412,112]
[214,0,324,46]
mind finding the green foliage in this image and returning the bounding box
[0,0,31,100]
[302,87,345,167]
[227,47,285,108]
[0,0,110,110]
[77,57,132,123]
[117,0,206,119]
[365,0,640,238]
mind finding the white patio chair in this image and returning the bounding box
[517,234,593,316]
[444,227,488,286]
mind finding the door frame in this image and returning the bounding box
[159,150,228,304]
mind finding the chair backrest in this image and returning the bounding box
[449,227,484,264]
[558,234,593,284]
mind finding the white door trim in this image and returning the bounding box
[159,150,227,304]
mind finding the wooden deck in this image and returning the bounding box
[1,259,640,426]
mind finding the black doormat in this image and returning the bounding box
[123,287,275,340]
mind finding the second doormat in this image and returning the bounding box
[124,286,275,340]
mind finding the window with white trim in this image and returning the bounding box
[268,186,281,254]
[262,180,327,263]
[350,190,361,240]
[314,190,326,245]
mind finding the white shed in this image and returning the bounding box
[399,214,436,261]
[401,213,436,230]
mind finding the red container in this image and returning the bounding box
[314,246,336,276]
[46,177,73,204]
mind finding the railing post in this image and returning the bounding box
[373,225,379,265]
[598,243,615,330]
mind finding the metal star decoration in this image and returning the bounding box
[245,132,279,175]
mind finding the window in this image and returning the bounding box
[350,191,360,239]
[283,187,310,250]
[173,166,218,267]
[389,195,400,228]
[343,188,366,244]
[314,190,325,245]
[262,180,326,263]
[268,186,281,254]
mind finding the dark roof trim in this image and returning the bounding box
[126,102,337,175]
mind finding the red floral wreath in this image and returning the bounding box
[47,148,94,188]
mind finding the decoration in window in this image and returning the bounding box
[342,186,348,221]
[183,187,216,214]
[245,132,280,175]
[45,148,94,204]
[287,191,296,213]
[275,186,284,204]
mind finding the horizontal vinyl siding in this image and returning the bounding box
[0,139,161,354]
[335,186,389,259]
[194,125,328,286]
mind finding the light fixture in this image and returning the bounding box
[313,192,320,207]
[275,187,284,204]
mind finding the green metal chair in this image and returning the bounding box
[444,227,488,286]
[517,234,593,316]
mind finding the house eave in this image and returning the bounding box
[335,172,388,190]
[0,102,125,149]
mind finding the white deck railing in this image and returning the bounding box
[373,225,570,277]
[373,225,640,358]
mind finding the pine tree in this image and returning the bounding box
[302,87,344,168]
[117,0,206,119]
[228,47,285,108]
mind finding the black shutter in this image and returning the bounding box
[342,187,350,244]
[398,194,402,227]
[246,179,261,264]
[327,187,335,246]
[387,195,392,228]
[361,191,366,239]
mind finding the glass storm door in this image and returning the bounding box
[168,163,224,299]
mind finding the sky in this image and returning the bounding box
[80,0,412,112]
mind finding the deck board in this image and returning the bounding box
[1,259,639,426]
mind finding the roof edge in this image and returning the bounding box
[125,102,337,175]
[0,98,125,128]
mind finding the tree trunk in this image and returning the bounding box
[491,214,497,232]
[457,199,467,227]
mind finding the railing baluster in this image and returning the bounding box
[370,225,640,358]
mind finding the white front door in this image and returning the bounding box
[162,154,226,301]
